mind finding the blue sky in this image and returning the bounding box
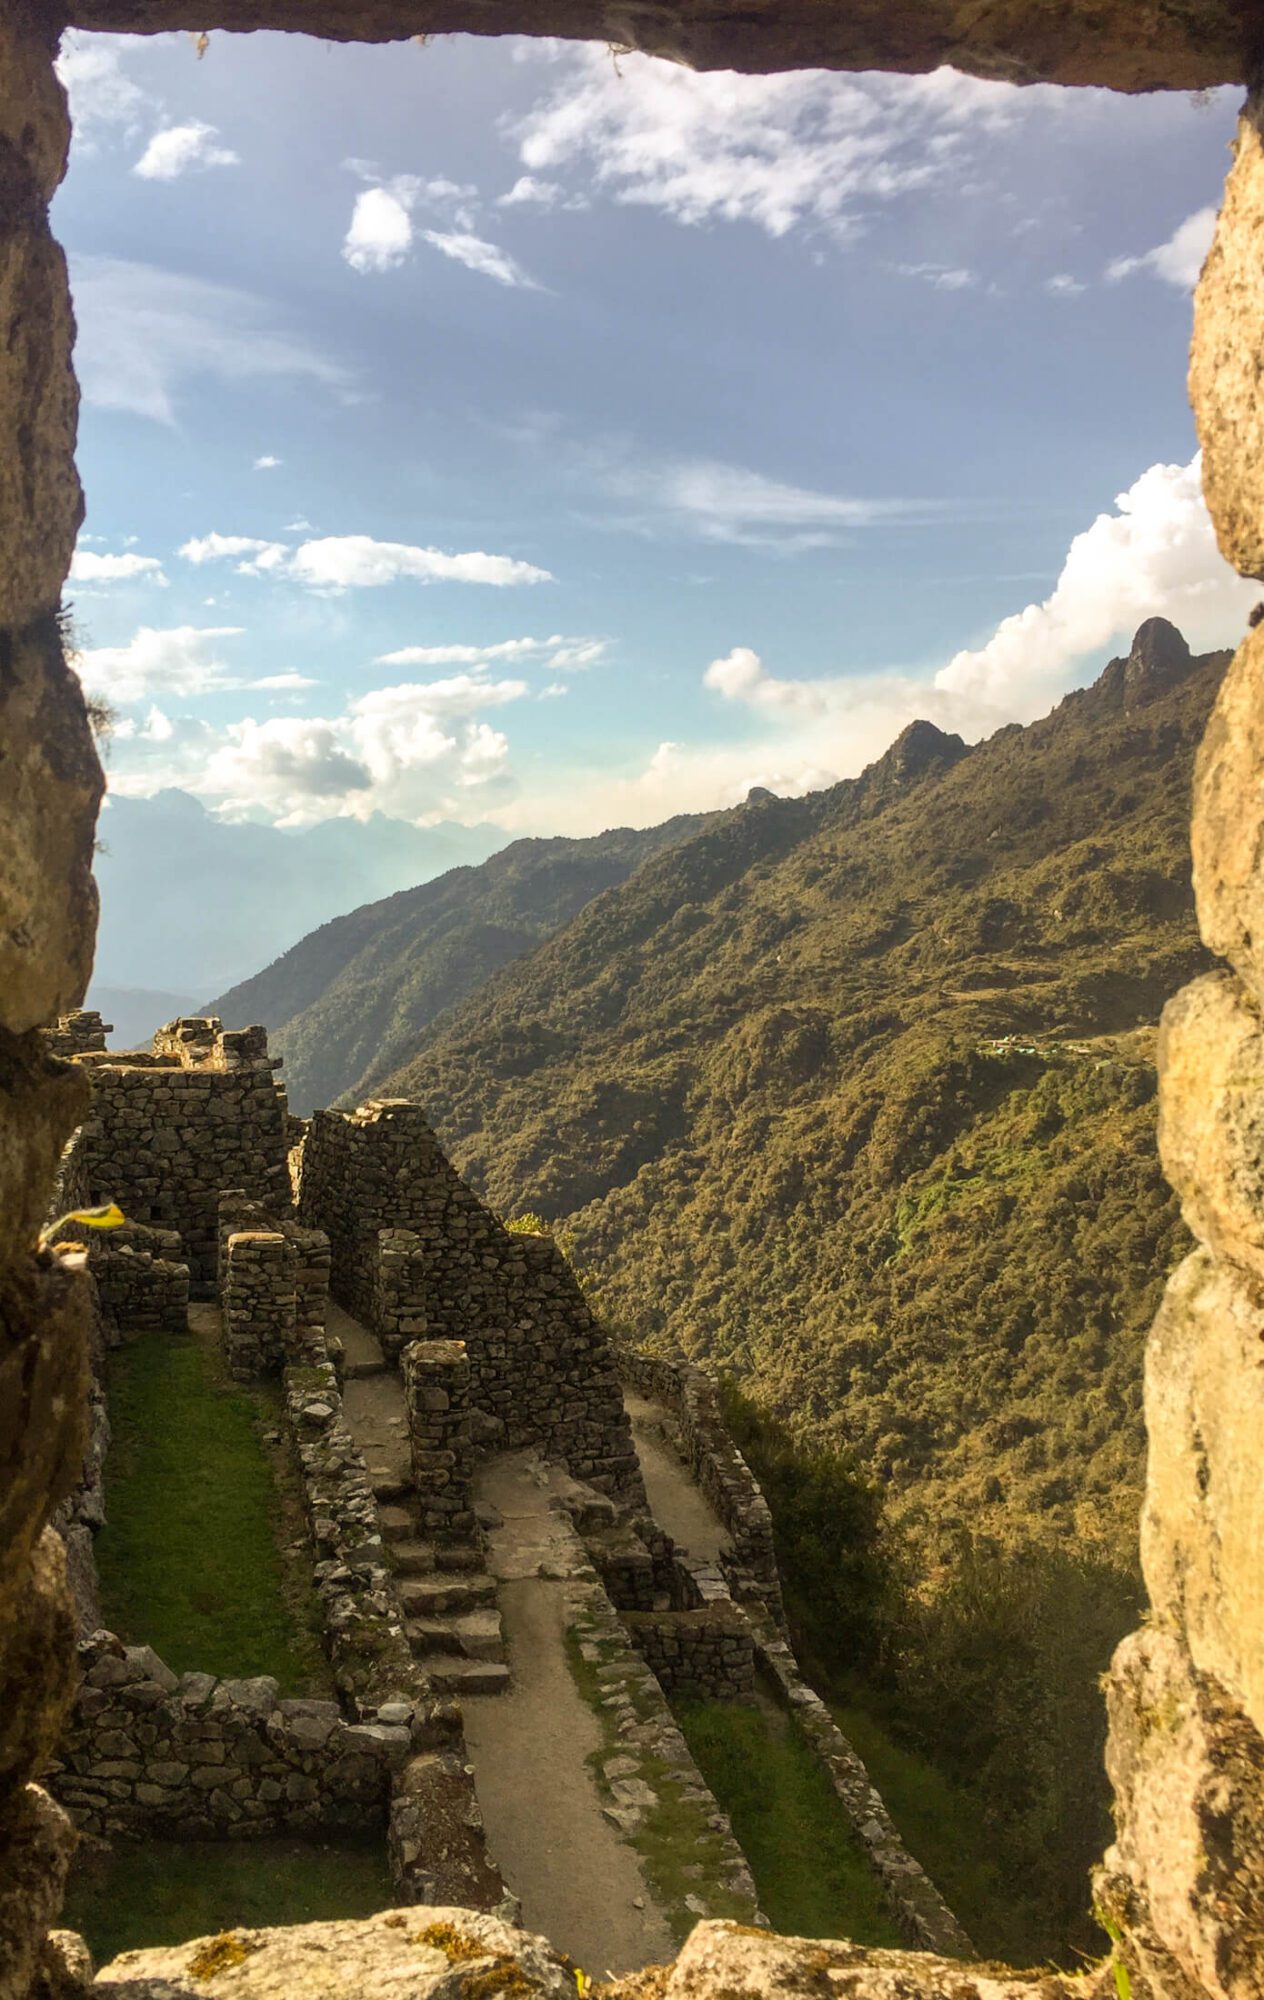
[55,31,1256,837]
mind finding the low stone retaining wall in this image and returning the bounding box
[751,1615,974,1958]
[49,1633,406,1840]
[622,1603,755,1703]
[617,1346,784,1622]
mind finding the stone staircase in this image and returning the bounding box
[371,1470,510,1696]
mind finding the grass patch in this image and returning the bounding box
[63,1835,393,1965]
[673,1695,901,1947]
[95,1310,327,1689]
[829,1699,1023,1961]
[563,1618,759,1943]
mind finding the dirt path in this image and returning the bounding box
[461,1453,677,1976]
[326,1303,413,1482]
[622,1391,731,1565]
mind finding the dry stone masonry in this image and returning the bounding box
[298,1101,644,1501]
[403,1341,477,1544]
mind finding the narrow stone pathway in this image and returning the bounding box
[328,1299,508,1695]
[622,1390,731,1565]
[461,1452,677,1976]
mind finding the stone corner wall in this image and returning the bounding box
[621,1602,755,1703]
[298,1101,645,1504]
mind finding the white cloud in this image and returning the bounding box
[344,184,416,272]
[511,50,1038,245]
[896,262,976,290]
[133,120,239,181]
[540,682,568,698]
[286,535,551,590]
[250,672,319,690]
[604,452,938,551]
[180,530,551,590]
[1107,206,1217,290]
[497,175,589,211]
[69,549,167,585]
[254,454,282,471]
[421,230,540,289]
[70,256,354,426]
[704,646,826,717]
[202,718,373,817]
[57,34,148,146]
[1045,272,1086,296]
[374,634,601,668]
[935,453,1256,711]
[76,625,246,704]
[503,451,1257,835]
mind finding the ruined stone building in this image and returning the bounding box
[4,3,1264,1998]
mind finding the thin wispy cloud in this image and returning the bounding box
[376,635,605,669]
[421,230,540,290]
[605,452,943,551]
[69,256,355,426]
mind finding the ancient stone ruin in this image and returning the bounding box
[4,2,1264,1997]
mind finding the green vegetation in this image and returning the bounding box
[563,1618,759,1941]
[62,1836,393,1965]
[95,1312,327,1688]
[210,818,711,1117]
[380,629,1218,1555]
[674,1696,901,1946]
[724,1381,1139,1966]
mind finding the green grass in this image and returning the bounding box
[563,1619,760,1943]
[673,1696,902,1947]
[62,1836,394,1965]
[94,1316,327,1689]
[828,1699,1027,1963]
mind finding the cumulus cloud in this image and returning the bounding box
[70,256,354,426]
[76,625,247,704]
[704,646,827,717]
[343,184,417,272]
[510,50,1042,245]
[180,531,551,589]
[254,454,282,471]
[934,453,1256,709]
[69,549,167,585]
[1107,206,1217,290]
[133,121,239,181]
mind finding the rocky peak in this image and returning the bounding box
[1093,617,1195,709]
[867,718,968,791]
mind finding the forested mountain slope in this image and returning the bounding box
[209,817,709,1114]
[376,619,1225,1554]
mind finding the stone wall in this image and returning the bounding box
[621,1604,755,1703]
[618,1347,784,1622]
[223,1231,296,1381]
[46,1224,189,1345]
[44,1013,108,1060]
[59,1024,292,1288]
[298,1102,644,1501]
[403,1340,477,1544]
[48,1633,405,1840]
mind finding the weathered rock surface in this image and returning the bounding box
[1158,971,1264,1284]
[1104,1627,1264,2000]
[1192,626,1264,1002]
[54,0,1264,89]
[1191,98,1264,581]
[1143,1252,1264,1741]
[91,1911,1099,2000]
[0,1787,78,2000]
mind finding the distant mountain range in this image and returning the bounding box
[214,620,1224,1554]
[88,789,507,1037]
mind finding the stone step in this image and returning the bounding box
[378,1504,418,1543]
[345,1355,388,1381]
[405,1607,504,1662]
[391,1540,437,1578]
[399,1573,496,1614]
[370,1472,412,1504]
[423,1658,511,1697]
[435,1542,483,1572]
